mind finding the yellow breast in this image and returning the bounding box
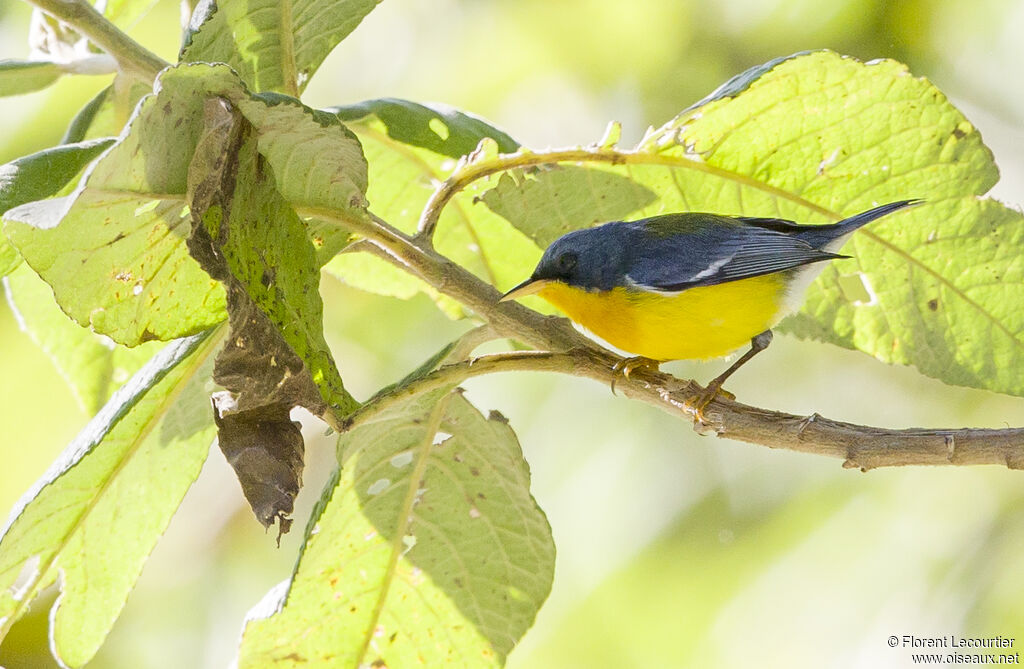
[536,274,787,361]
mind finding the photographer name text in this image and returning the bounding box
[902,636,1016,649]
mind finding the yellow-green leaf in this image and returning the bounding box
[181,0,382,94]
[0,330,220,667]
[4,63,367,346]
[482,51,1023,397]
[239,388,554,667]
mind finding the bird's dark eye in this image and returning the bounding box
[557,252,577,273]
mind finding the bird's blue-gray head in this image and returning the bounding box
[501,223,635,301]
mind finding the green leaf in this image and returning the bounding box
[0,138,115,215]
[0,60,62,97]
[101,0,161,28]
[646,51,996,206]
[241,92,368,213]
[60,78,152,145]
[783,197,1024,396]
[0,239,19,276]
[4,264,161,414]
[0,328,220,667]
[482,165,657,247]
[4,63,366,346]
[329,251,423,300]
[3,189,222,344]
[180,0,382,94]
[3,68,229,345]
[683,50,818,112]
[239,388,555,667]
[482,51,1022,397]
[323,99,540,315]
[331,98,520,159]
[0,137,114,278]
[61,85,111,144]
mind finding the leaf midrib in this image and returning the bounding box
[277,0,298,96]
[353,391,452,667]
[860,227,1024,354]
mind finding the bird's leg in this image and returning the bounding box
[610,356,661,395]
[688,330,774,422]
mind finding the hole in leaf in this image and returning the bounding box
[837,272,876,306]
[367,478,390,495]
[428,117,449,141]
[390,451,413,468]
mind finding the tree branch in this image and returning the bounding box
[302,205,1024,471]
[345,349,1024,471]
[27,0,169,81]
[297,206,586,353]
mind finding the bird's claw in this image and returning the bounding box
[610,356,660,395]
[685,385,735,425]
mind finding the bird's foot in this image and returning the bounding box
[685,384,735,425]
[610,356,660,395]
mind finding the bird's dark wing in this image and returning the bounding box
[732,215,808,233]
[624,213,842,292]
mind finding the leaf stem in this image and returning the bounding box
[413,146,839,245]
[26,0,169,81]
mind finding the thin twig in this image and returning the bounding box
[413,146,839,245]
[442,324,499,364]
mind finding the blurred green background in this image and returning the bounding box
[2,0,1024,667]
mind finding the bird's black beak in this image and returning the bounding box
[499,277,551,302]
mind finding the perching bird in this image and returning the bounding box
[501,200,919,415]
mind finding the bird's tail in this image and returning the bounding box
[801,199,922,251]
[836,199,922,232]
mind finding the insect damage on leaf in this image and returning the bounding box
[186,97,329,539]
